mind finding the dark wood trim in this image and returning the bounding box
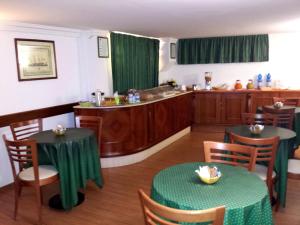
[0,102,78,128]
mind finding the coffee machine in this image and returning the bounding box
[204,72,212,90]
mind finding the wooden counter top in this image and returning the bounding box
[74,91,193,109]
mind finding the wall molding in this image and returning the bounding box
[0,102,78,128]
[0,21,81,38]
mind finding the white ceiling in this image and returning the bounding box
[1,0,300,38]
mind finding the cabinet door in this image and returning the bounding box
[221,93,247,124]
[173,93,193,131]
[153,99,174,142]
[193,93,221,124]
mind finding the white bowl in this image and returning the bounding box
[52,128,66,136]
[249,124,264,134]
[274,101,284,109]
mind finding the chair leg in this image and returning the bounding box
[34,185,42,225]
[13,182,22,220]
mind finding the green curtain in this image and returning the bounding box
[177,34,269,64]
[111,32,159,94]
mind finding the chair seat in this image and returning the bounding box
[254,164,276,180]
[294,147,300,160]
[19,165,58,181]
[288,159,300,174]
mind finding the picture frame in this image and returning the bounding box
[170,43,176,59]
[97,36,109,58]
[15,38,58,81]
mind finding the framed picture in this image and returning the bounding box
[170,43,176,59]
[15,39,58,81]
[97,36,109,58]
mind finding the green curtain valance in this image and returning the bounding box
[111,32,159,94]
[177,34,269,64]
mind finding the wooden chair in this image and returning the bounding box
[75,115,103,146]
[10,118,42,140]
[273,97,300,107]
[203,141,257,171]
[230,133,279,204]
[262,106,295,129]
[138,189,225,225]
[2,135,59,225]
[241,113,278,126]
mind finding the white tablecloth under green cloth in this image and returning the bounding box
[151,162,273,225]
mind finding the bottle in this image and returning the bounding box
[266,73,272,87]
[234,80,242,89]
[246,79,254,89]
[95,90,103,106]
[257,74,263,89]
[135,92,140,103]
[114,91,120,105]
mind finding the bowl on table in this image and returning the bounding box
[52,125,66,136]
[195,166,222,184]
[249,124,264,135]
[274,101,284,109]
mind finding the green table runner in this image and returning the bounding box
[30,128,103,210]
[224,125,296,207]
[151,162,273,225]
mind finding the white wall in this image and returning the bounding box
[159,33,300,90]
[0,23,85,187]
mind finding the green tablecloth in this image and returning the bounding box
[224,125,296,207]
[151,162,273,225]
[294,107,300,146]
[30,128,103,210]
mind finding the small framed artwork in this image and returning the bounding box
[170,43,176,59]
[15,38,58,81]
[97,36,109,58]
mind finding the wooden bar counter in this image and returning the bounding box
[193,89,300,125]
[74,91,193,158]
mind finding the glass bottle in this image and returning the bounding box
[234,80,242,89]
[247,79,254,89]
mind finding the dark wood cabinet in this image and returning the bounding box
[221,93,247,124]
[193,93,220,124]
[193,92,247,125]
[194,90,300,125]
[74,92,193,157]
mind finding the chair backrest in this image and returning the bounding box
[138,189,225,225]
[10,119,42,140]
[230,133,279,186]
[273,97,300,107]
[203,141,257,171]
[75,116,103,145]
[2,135,39,181]
[262,106,295,129]
[241,113,278,126]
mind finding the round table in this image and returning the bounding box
[151,162,273,225]
[224,125,296,207]
[30,128,103,210]
[257,106,300,145]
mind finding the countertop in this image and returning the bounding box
[74,90,193,109]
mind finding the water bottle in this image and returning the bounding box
[135,92,140,103]
[266,73,272,87]
[257,74,263,89]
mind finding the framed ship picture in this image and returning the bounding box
[15,38,58,81]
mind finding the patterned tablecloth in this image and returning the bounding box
[151,162,273,225]
[224,125,296,207]
[30,128,103,210]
